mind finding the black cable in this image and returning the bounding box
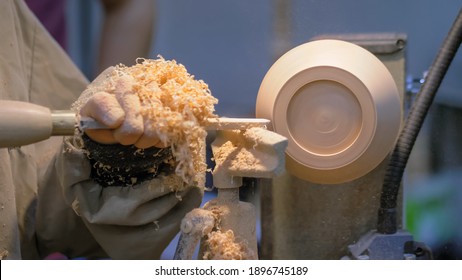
[377,8,462,234]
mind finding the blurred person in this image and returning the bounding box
[25,0,156,75]
[24,0,68,49]
[96,0,155,72]
[0,0,201,260]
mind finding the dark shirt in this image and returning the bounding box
[25,0,67,49]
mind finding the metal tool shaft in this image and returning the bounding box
[79,116,270,131]
[0,100,270,147]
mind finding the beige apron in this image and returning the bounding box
[0,0,202,260]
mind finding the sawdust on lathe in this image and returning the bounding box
[212,131,267,173]
[201,201,256,260]
[203,229,256,260]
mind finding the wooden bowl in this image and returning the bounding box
[256,40,402,184]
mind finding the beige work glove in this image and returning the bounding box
[54,67,205,259]
[77,67,167,149]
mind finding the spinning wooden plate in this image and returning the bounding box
[256,40,402,184]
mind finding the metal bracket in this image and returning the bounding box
[342,229,432,260]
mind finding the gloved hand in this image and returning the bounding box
[73,67,174,187]
[79,67,167,149]
[48,60,206,260]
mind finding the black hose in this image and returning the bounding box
[377,8,462,234]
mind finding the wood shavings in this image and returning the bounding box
[75,56,218,188]
[121,57,217,186]
[211,127,287,181]
[200,201,256,260]
[151,173,187,194]
[212,133,266,174]
[203,229,256,260]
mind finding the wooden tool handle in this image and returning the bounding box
[0,100,53,147]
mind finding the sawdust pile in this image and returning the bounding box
[203,229,256,260]
[73,56,218,187]
[212,129,269,174]
[213,140,260,171]
[201,202,256,260]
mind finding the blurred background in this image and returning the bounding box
[34,0,462,259]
